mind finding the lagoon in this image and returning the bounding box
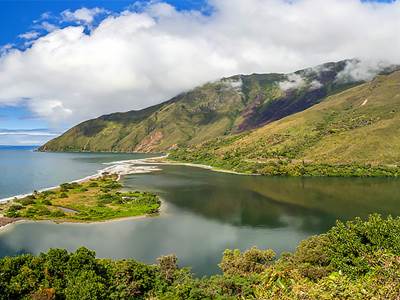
[0,147,400,275]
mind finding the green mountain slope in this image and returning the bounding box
[40,60,361,152]
[170,70,400,176]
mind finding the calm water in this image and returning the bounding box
[0,147,400,275]
[0,146,155,199]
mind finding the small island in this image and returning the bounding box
[0,174,161,226]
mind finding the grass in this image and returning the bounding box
[169,71,400,177]
[0,174,161,222]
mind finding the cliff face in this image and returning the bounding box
[40,60,374,153]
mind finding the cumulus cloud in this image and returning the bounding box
[36,21,59,32]
[1,0,400,128]
[61,7,108,24]
[0,44,13,56]
[18,31,40,40]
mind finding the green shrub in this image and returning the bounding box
[50,210,66,218]
[2,215,400,300]
[219,247,275,276]
[324,214,400,277]
[42,199,52,206]
[17,197,36,206]
[5,205,23,218]
[60,182,80,190]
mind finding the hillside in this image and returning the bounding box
[170,70,400,176]
[40,60,361,152]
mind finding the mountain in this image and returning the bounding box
[40,60,364,153]
[170,70,400,176]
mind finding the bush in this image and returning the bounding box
[42,199,52,206]
[42,190,56,196]
[97,193,119,204]
[157,254,178,283]
[292,234,332,280]
[103,182,122,190]
[60,182,80,190]
[59,192,69,198]
[219,247,275,276]
[17,197,36,206]
[1,215,399,299]
[324,214,400,277]
[5,205,23,218]
[50,210,66,218]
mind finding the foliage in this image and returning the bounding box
[219,247,275,276]
[169,145,400,177]
[2,175,161,222]
[1,215,400,299]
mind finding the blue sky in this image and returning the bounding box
[0,0,207,145]
[0,0,207,46]
[0,0,397,145]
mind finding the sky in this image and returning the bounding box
[0,0,398,145]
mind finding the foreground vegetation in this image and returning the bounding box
[0,175,160,222]
[170,71,400,177]
[1,214,400,299]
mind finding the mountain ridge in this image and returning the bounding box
[170,69,400,176]
[40,59,373,153]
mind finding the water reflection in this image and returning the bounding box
[1,164,399,275]
[125,165,400,232]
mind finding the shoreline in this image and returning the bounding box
[0,161,165,230]
[0,164,162,204]
[0,153,244,231]
[0,198,167,233]
[127,154,258,176]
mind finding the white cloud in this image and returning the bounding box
[0,44,13,56]
[61,7,108,24]
[309,80,323,90]
[38,21,59,32]
[336,59,398,83]
[279,73,305,91]
[220,77,243,90]
[0,129,60,145]
[18,31,40,40]
[1,0,400,128]
[40,12,52,20]
[0,129,59,136]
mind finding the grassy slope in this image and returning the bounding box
[40,60,359,152]
[170,71,400,176]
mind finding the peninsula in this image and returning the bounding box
[0,174,161,227]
